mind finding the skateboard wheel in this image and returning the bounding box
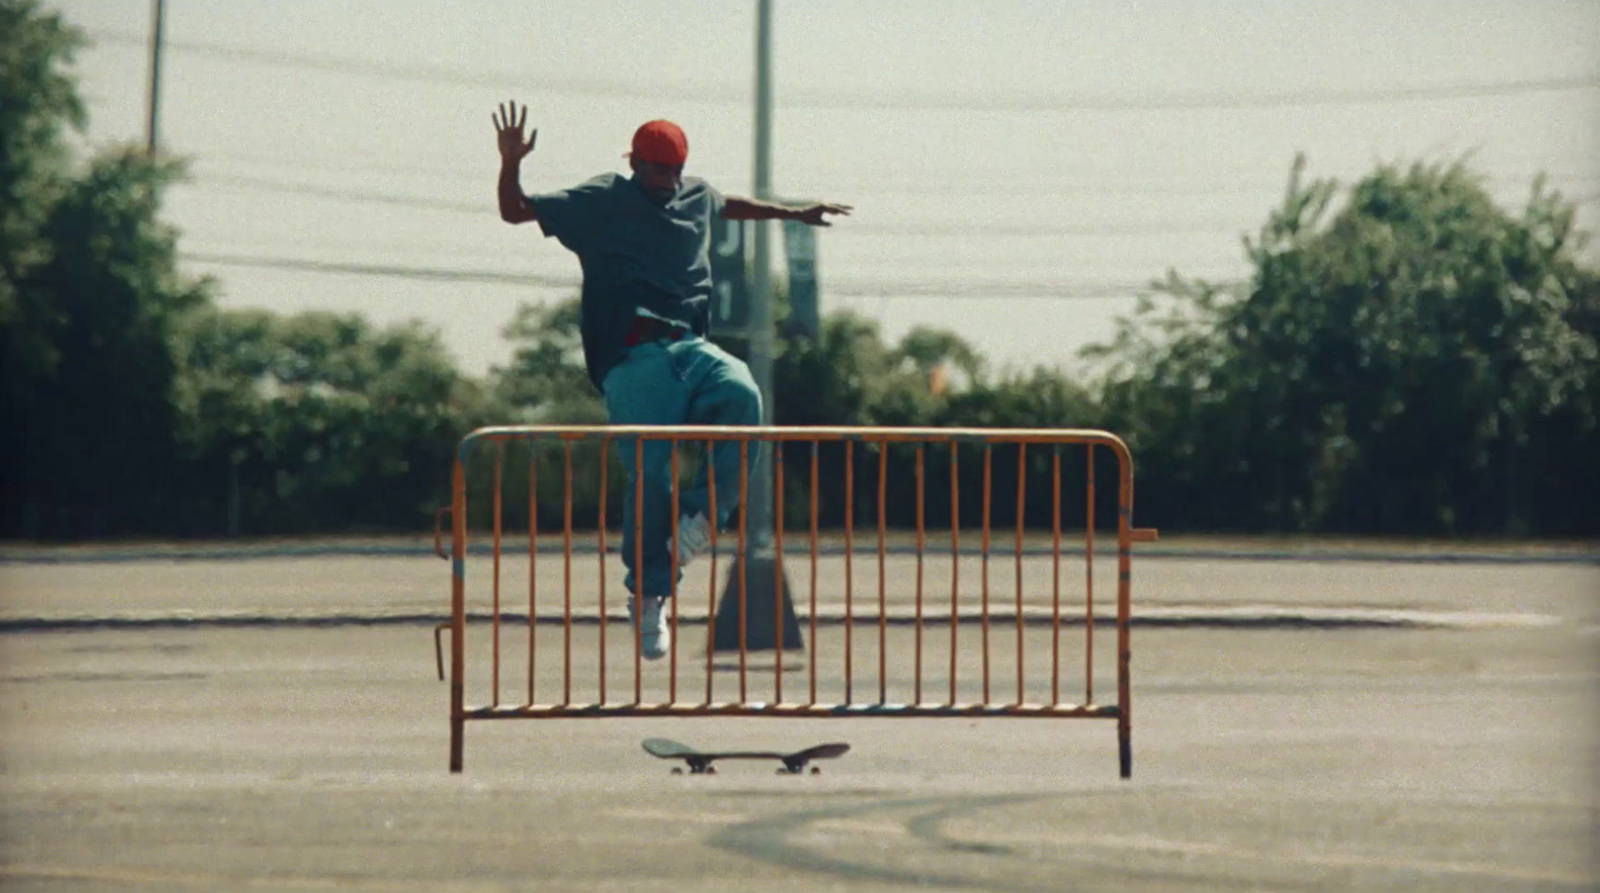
[706,766,717,775]
[810,766,821,775]
[670,767,683,775]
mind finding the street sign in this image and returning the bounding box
[709,216,749,334]
[781,219,819,339]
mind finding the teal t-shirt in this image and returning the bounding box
[529,173,725,390]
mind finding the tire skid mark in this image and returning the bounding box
[704,792,1596,891]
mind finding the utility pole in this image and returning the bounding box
[747,0,776,548]
[710,0,803,654]
[145,0,165,153]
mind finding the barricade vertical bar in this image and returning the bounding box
[449,454,466,772]
[914,444,925,705]
[527,449,537,706]
[808,441,820,706]
[1051,445,1062,706]
[876,440,888,705]
[1015,443,1027,705]
[492,441,503,707]
[844,441,855,703]
[737,440,749,702]
[704,438,717,706]
[981,443,992,705]
[597,438,609,705]
[669,440,680,702]
[1086,446,1096,705]
[634,437,645,704]
[1117,448,1133,779]
[562,440,574,706]
[948,443,959,706]
[773,441,786,703]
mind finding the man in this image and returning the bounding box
[492,100,850,660]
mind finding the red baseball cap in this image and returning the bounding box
[631,120,688,165]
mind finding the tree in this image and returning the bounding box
[0,1,82,337]
[1,0,85,533]
[492,298,601,423]
[18,149,209,536]
[1088,154,1600,535]
[771,310,1102,530]
[174,308,491,534]
[1,0,214,536]
[893,325,985,395]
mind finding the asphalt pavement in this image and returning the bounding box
[0,547,1596,891]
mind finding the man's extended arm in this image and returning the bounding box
[493,101,539,225]
[723,196,853,227]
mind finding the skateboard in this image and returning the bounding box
[641,737,850,775]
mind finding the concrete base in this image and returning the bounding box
[709,552,804,653]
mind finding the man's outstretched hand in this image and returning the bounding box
[796,202,853,227]
[493,101,537,164]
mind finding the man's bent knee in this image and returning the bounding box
[701,355,762,426]
[730,377,761,425]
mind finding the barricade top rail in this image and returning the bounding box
[463,424,1131,452]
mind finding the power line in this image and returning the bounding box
[188,147,1600,198]
[196,166,1269,210]
[86,29,718,102]
[193,148,492,186]
[831,280,1163,299]
[185,172,1255,237]
[181,252,578,288]
[178,251,1195,299]
[87,28,1600,113]
[178,171,1600,273]
[855,221,1251,238]
[197,173,489,214]
[836,75,1600,113]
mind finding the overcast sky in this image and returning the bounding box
[46,0,1600,377]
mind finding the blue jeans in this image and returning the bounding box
[602,336,762,598]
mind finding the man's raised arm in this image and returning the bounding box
[723,196,853,227]
[493,101,539,225]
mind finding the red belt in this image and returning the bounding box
[623,315,690,347]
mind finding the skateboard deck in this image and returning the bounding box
[641,737,849,775]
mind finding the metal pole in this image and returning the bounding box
[747,0,775,547]
[145,0,165,154]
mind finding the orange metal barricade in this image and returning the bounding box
[439,425,1156,778]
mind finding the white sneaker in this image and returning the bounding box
[668,512,714,565]
[631,595,670,660]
